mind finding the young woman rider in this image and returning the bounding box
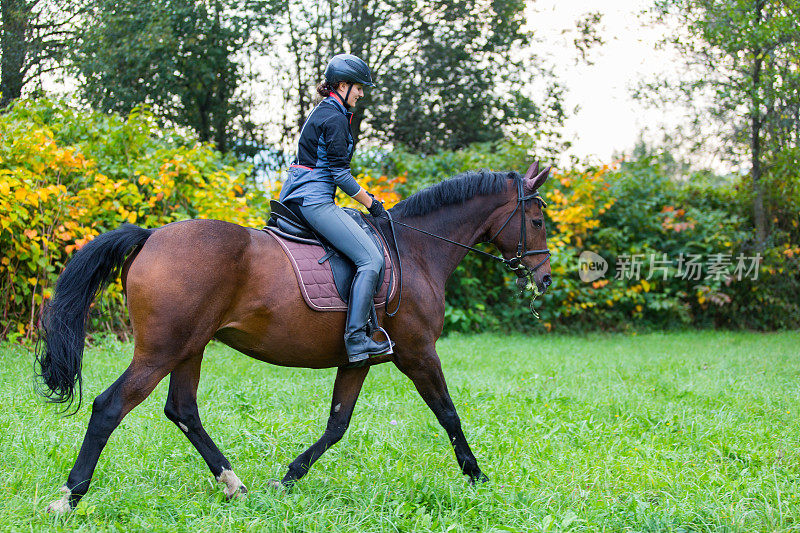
[279,54,391,364]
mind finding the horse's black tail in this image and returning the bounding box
[35,223,154,413]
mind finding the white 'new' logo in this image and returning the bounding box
[578,250,608,282]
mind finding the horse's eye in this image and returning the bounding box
[531,219,543,228]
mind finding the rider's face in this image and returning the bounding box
[337,82,364,107]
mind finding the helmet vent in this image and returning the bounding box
[344,59,369,76]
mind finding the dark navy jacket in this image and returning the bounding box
[279,93,360,205]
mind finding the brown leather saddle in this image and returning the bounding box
[264,201,395,339]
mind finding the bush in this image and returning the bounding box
[3,100,795,340]
[568,153,799,331]
[0,98,267,340]
[358,140,799,333]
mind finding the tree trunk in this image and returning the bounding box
[351,111,363,150]
[285,6,308,135]
[751,114,767,249]
[213,81,229,154]
[750,0,768,250]
[0,0,28,108]
[213,111,228,153]
[212,0,228,154]
[197,93,212,145]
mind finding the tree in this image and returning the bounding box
[0,0,83,108]
[273,0,562,154]
[72,0,275,153]
[367,0,541,153]
[646,0,800,249]
[274,0,332,152]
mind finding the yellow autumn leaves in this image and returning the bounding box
[545,165,617,251]
[0,100,268,339]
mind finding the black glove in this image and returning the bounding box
[367,196,386,218]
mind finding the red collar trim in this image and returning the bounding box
[329,91,344,105]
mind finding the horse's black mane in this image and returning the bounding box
[391,169,520,217]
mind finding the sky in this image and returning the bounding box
[526,0,684,166]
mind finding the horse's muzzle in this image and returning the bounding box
[530,272,551,294]
[515,270,551,295]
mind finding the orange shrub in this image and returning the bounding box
[0,98,266,340]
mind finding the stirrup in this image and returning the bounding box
[345,329,395,367]
[373,327,395,356]
[366,304,394,355]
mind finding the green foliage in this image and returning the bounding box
[0,97,267,340]
[544,154,798,331]
[274,0,562,154]
[366,0,549,153]
[0,0,85,107]
[72,0,273,153]
[358,138,799,334]
[646,0,800,246]
[2,331,800,529]
[648,0,800,155]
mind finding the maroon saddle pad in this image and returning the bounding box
[264,225,395,312]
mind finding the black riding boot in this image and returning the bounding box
[345,270,391,363]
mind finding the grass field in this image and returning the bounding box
[1,331,799,532]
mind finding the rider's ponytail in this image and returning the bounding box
[316,80,337,97]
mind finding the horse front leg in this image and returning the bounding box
[280,365,370,486]
[397,348,488,484]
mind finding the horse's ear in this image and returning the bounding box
[524,164,551,193]
[523,161,539,181]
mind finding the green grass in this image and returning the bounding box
[1,331,799,532]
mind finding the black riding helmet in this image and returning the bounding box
[324,54,375,87]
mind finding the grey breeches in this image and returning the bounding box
[296,202,384,275]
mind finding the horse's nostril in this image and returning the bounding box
[542,274,552,288]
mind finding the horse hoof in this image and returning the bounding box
[216,469,247,500]
[267,479,286,491]
[45,487,72,514]
[469,473,490,485]
[227,484,247,500]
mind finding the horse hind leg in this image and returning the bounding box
[163,355,246,499]
[281,365,370,487]
[45,352,176,513]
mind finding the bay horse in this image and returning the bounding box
[36,163,552,513]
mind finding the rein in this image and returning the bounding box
[376,177,551,317]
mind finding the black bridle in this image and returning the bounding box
[377,176,551,316]
[487,176,551,275]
